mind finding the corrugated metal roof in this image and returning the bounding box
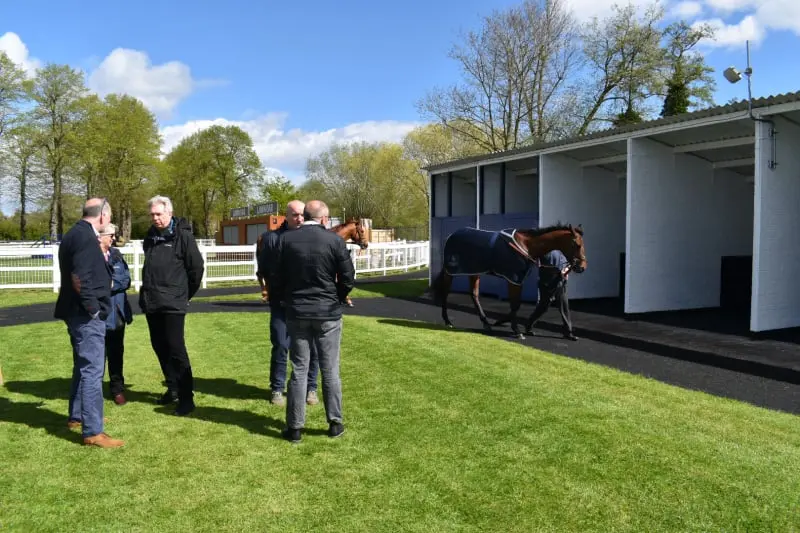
[425,90,800,172]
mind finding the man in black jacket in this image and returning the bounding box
[139,195,205,416]
[272,200,355,442]
[55,197,124,447]
[256,199,321,407]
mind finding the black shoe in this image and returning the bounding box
[173,402,195,416]
[328,422,345,438]
[157,391,178,405]
[282,428,302,443]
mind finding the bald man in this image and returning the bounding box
[271,199,355,443]
[257,200,320,406]
[55,197,124,448]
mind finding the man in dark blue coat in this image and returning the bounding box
[524,249,578,341]
[257,199,320,407]
[54,197,124,447]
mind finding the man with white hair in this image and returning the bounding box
[139,195,205,416]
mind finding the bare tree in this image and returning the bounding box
[418,0,581,151]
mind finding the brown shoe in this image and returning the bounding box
[113,393,127,405]
[83,433,125,448]
[67,417,109,429]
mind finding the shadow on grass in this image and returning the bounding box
[193,377,266,400]
[153,404,330,440]
[375,318,544,340]
[0,396,83,444]
[3,377,161,404]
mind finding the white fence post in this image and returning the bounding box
[134,244,141,291]
[201,249,208,289]
[51,243,59,293]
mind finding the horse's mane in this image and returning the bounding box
[516,223,582,237]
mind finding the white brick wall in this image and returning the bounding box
[626,138,722,312]
[540,154,626,299]
[751,116,800,331]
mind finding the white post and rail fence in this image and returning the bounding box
[0,240,430,292]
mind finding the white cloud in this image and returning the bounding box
[694,0,800,48]
[0,31,42,76]
[671,1,704,18]
[87,48,201,118]
[694,14,764,48]
[160,114,421,182]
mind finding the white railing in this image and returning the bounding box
[0,241,430,292]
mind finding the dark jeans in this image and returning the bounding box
[66,314,107,438]
[146,313,194,405]
[270,304,319,393]
[105,325,125,396]
[525,280,573,335]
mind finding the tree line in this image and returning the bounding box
[0,0,718,242]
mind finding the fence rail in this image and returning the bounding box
[0,241,430,292]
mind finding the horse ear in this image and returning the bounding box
[568,223,573,231]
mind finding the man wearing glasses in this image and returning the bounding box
[55,198,125,448]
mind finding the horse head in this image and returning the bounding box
[348,218,369,250]
[563,224,587,273]
[333,218,369,250]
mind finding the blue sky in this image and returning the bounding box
[1,0,799,195]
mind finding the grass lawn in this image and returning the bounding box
[1,312,799,532]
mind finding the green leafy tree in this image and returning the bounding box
[26,63,88,239]
[0,51,27,138]
[71,93,162,240]
[162,125,262,237]
[306,141,426,228]
[659,21,716,117]
[260,175,297,208]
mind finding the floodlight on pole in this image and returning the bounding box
[724,40,777,169]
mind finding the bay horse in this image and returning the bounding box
[256,218,369,307]
[431,223,587,339]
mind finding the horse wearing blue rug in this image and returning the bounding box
[432,224,587,339]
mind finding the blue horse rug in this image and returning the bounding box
[443,227,533,286]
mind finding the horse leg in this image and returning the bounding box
[507,283,524,339]
[440,272,454,328]
[469,276,492,332]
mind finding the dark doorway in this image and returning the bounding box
[720,256,752,315]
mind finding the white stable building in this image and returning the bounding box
[426,91,800,333]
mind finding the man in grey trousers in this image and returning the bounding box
[270,200,355,443]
